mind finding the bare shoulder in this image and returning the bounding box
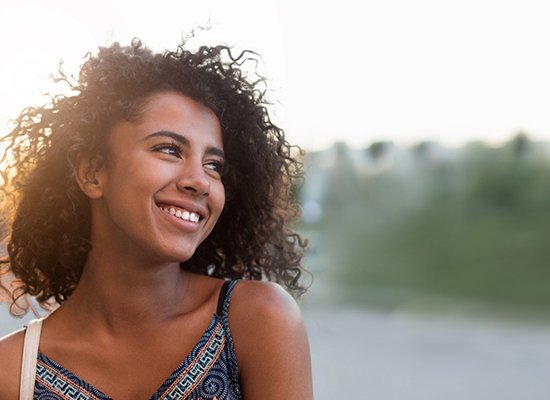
[228,280,307,360]
[230,280,303,324]
[229,281,313,399]
[0,328,26,399]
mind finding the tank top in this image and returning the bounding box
[30,280,242,400]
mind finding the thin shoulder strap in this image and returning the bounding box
[20,318,43,400]
[216,280,232,316]
[216,280,238,317]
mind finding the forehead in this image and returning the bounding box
[108,91,221,144]
[139,92,220,133]
[140,92,214,118]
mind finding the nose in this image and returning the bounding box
[175,159,210,197]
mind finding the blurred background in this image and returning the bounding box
[2,0,550,398]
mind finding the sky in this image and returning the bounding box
[0,0,549,150]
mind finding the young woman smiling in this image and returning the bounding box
[0,38,312,399]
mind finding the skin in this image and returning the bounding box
[0,92,313,399]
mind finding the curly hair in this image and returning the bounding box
[0,38,308,316]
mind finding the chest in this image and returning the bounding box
[36,317,235,400]
[57,346,188,399]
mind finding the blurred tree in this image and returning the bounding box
[324,141,357,208]
[510,131,529,160]
[303,134,550,314]
[368,141,391,161]
[463,133,550,212]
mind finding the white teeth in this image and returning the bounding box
[161,206,201,224]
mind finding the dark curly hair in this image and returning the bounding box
[0,38,308,316]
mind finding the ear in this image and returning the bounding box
[75,155,105,199]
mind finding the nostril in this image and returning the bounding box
[175,173,210,196]
[178,182,209,197]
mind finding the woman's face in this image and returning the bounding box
[88,91,225,264]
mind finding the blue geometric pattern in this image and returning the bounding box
[159,323,226,399]
[35,357,109,400]
[34,280,242,400]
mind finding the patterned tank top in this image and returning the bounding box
[32,280,243,400]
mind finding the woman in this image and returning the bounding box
[0,38,312,399]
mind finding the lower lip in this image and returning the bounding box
[157,207,202,233]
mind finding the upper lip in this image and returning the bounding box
[155,198,208,220]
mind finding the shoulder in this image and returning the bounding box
[227,281,307,360]
[228,280,313,399]
[228,280,307,363]
[0,327,25,399]
[229,280,303,325]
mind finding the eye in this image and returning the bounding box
[153,142,183,158]
[204,159,225,176]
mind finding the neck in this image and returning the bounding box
[62,247,190,334]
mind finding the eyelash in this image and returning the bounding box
[205,160,225,175]
[153,142,183,157]
[153,142,225,176]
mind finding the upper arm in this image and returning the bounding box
[0,328,25,400]
[229,281,313,400]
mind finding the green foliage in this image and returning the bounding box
[367,141,392,160]
[305,134,550,314]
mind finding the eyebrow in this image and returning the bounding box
[144,130,225,159]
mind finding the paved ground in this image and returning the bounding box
[3,297,550,399]
[302,303,550,399]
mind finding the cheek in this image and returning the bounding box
[216,184,226,212]
[209,184,226,224]
[101,163,164,215]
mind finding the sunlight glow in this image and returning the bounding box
[1,0,549,151]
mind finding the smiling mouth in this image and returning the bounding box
[158,205,202,224]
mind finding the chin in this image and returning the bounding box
[145,246,195,266]
[150,236,201,261]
